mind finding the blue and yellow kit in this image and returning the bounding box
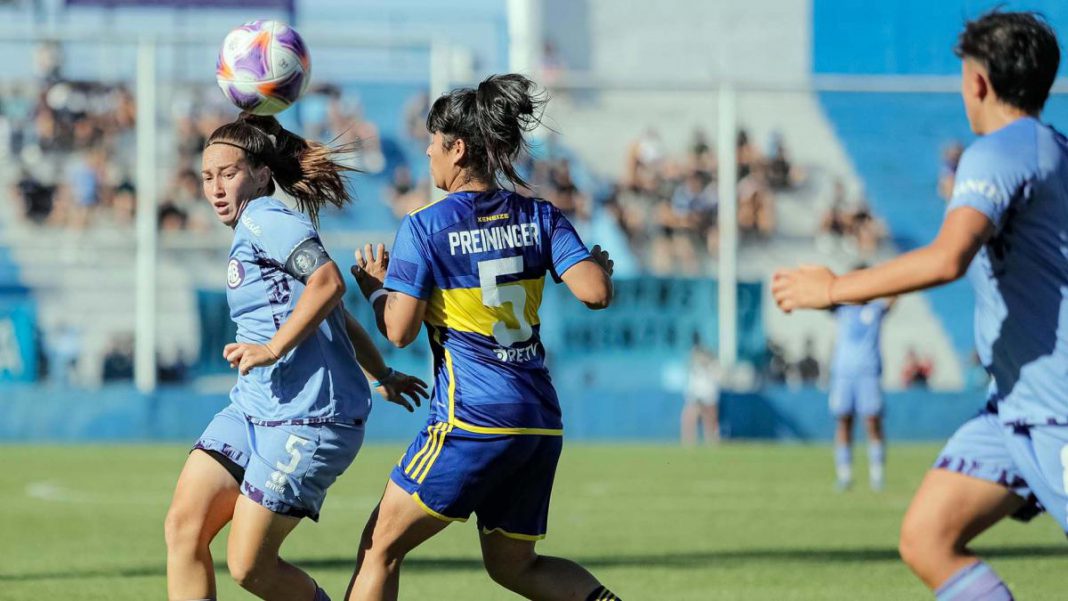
[383,189,591,538]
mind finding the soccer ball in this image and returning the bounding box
[216,20,311,116]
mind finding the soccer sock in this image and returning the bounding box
[934,561,1013,601]
[585,585,623,600]
[868,441,885,485]
[834,443,852,484]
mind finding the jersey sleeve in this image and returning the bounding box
[947,141,1029,231]
[548,207,591,283]
[248,203,327,269]
[384,215,434,300]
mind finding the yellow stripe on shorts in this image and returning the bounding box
[415,424,454,483]
[409,423,446,480]
[404,423,443,477]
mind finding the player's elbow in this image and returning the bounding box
[583,289,612,310]
[933,252,970,284]
[577,276,613,310]
[384,322,419,348]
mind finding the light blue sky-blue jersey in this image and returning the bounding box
[226,197,370,424]
[831,301,888,378]
[947,117,1068,425]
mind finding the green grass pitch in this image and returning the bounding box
[1,443,1064,600]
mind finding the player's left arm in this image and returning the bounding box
[351,243,428,348]
[226,259,345,375]
[772,207,992,312]
[341,306,428,412]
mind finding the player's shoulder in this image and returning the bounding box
[238,196,309,237]
[404,192,473,231]
[964,118,1042,171]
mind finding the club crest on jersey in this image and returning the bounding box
[227,259,245,289]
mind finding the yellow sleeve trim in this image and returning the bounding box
[407,198,441,216]
[480,526,546,541]
[411,492,468,523]
[452,418,563,436]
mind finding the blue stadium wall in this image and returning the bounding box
[1,384,989,443]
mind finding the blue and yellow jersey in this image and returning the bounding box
[384,190,591,434]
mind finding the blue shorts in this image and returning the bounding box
[935,411,1068,530]
[829,375,883,417]
[390,422,563,540]
[193,404,364,521]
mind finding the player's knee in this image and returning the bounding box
[163,505,203,554]
[483,549,536,588]
[227,553,273,591]
[898,513,945,569]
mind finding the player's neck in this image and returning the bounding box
[978,103,1035,135]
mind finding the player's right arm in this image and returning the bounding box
[560,244,614,310]
[549,206,614,310]
[773,141,1014,312]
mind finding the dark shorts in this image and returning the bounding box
[390,421,563,540]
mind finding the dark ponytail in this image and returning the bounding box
[206,112,354,226]
[427,73,546,190]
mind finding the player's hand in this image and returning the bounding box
[590,244,614,276]
[351,243,389,297]
[374,369,429,413]
[223,342,281,376]
[771,265,837,313]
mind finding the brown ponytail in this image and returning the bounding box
[206,112,354,226]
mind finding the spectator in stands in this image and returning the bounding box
[737,162,775,240]
[624,127,665,193]
[902,347,933,388]
[387,165,429,219]
[540,39,566,85]
[14,167,53,223]
[736,128,761,179]
[938,140,965,201]
[101,333,134,382]
[660,169,716,273]
[46,321,80,387]
[765,339,789,384]
[765,131,806,190]
[794,337,821,385]
[546,159,590,222]
[681,335,722,446]
[688,128,717,176]
[402,90,430,143]
[851,199,886,258]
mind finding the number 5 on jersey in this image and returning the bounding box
[478,257,533,346]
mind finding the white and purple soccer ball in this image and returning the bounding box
[216,20,311,116]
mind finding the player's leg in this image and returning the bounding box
[834,414,854,490]
[166,404,249,601]
[864,415,885,491]
[480,532,617,601]
[699,399,720,444]
[230,420,363,600]
[345,480,450,601]
[680,399,699,447]
[898,470,1021,596]
[477,435,623,600]
[859,375,886,491]
[899,413,1030,598]
[165,449,240,601]
[829,377,855,490]
[226,496,323,600]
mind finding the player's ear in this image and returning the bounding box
[450,137,467,165]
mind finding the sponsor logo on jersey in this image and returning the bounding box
[494,341,540,363]
[241,213,262,236]
[477,213,510,223]
[227,259,245,289]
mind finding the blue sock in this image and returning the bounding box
[935,561,1013,601]
[834,443,852,484]
[868,441,885,487]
